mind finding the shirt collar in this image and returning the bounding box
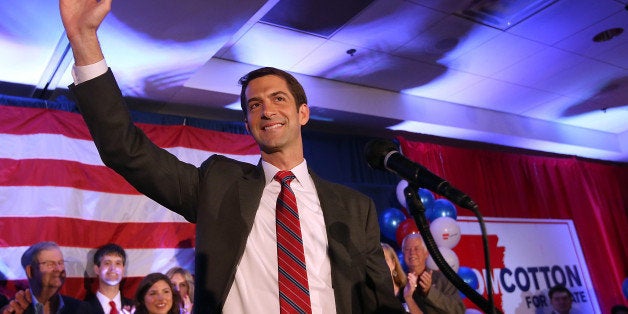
[261,159,309,189]
[30,290,64,314]
[96,290,121,305]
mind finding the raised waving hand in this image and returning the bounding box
[59,0,110,65]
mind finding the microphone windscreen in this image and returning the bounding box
[364,139,398,170]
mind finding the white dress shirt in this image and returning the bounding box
[223,160,336,313]
[72,59,108,84]
[96,291,122,313]
[72,64,337,312]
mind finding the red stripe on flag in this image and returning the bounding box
[0,217,195,248]
[0,106,93,140]
[0,105,260,154]
[1,278,143,302]
[0,158,139,194]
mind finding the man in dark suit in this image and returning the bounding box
[84,244,134,314]
[402,233,464,314]
[0,242,92,314]
[60,0,403,313]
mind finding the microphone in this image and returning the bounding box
[365,139,477,210]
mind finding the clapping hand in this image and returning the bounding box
[1,290,32,314]
[417,269,433,295]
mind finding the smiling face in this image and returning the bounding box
[94,253,124,286]
[402,236,428,273]
[244,74,309,162]
[143,280,173,314]
[30,248,66,293]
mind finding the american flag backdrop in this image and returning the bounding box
[0,104,260,299]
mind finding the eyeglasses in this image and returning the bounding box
[38,260,66,270]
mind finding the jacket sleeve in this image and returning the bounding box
[416,271,465,314]
[70,69,200,222]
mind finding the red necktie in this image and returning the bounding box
[274,170,312,314]
[109,301,119,314]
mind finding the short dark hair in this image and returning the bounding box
[21,241,60,270]
[548,284,572,299]
[134,273,181,314]
[238,67,307,117]
[93,243,126,266]
[611,304,628,314]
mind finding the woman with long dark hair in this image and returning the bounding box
[134,273,181,314]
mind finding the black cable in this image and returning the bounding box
[470,204,497,313]
[404,185,501,314]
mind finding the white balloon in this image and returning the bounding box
[426,246,459,272]
[430,217,461,249]
[396,180,409,208]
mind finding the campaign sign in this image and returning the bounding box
[453,217,600,314]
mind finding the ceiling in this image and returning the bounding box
[1,0,627,162]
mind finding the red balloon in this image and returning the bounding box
[396,218,419,247]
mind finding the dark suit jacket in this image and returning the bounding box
[84,293,134,314]
[24,294,92,314]
[71,69,403,314]
[0,294,9,310]
[412,270,465,314]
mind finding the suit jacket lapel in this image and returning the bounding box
[85,295,104,314]
[201,160,265,308]
[238,162,266,228]
[311,172,355,313]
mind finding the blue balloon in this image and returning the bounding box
[429,199,457,221]
[378,207,407,241]
[458,266,479,299]
[418,188,435,209]
[623,277,628,299]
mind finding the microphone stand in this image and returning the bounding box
[404,184,501,314]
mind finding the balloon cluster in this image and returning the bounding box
[379,180,480,299]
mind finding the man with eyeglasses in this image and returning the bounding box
[0,241,92,314]
[401,233,464,314]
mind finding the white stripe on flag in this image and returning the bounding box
[1,133,259,167]
[0,133,103,165]
[0,246,195,280]
[0,186,187,223]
